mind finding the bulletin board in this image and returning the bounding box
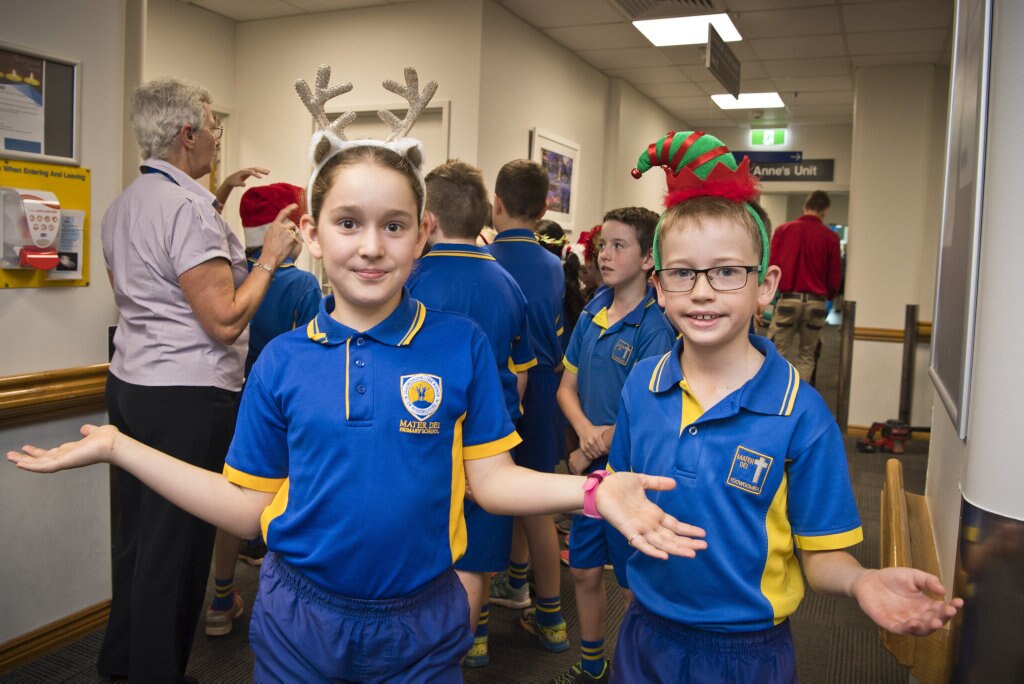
[0,157,90,288]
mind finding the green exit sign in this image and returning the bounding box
[750,129,786,146]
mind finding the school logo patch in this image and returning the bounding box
[400,374,442,422]
[726,446,774,495]
[611,339,634,366]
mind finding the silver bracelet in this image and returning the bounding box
[253,261,274,275]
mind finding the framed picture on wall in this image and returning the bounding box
[529,128,580,234]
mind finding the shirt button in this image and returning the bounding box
[354,359,365,368]
[688,426,698,436]
[356,385,367,394]
[355,337,365,346]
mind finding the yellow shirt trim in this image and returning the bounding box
[678,379,704,436]
[760,471,805,624]
[260,479,290,541]
[562,357,578,374]
[794,527,864,550]
[223,463,285,493]
[513,357,539,372]
[463,431,522,460]
[450,414,468,562]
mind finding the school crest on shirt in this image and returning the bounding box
[399,374,443,434]
[611,339,634,366]
[726,446,774,495]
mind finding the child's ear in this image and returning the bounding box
[299,214,321,259]
[422,211,440,242]
[652,270,666,308]
[757,264,781,307]
[641,249,655,272]
[415,214,431,253]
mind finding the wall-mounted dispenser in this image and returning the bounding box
[0,187,61,270]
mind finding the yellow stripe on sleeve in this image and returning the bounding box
[463,431,522,460]
[223,463,286,493]
[562,357,578,374]
[513,358,538,372]
[794,527,864,550]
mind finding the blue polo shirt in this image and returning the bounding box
[487,228,565,369]
[564,285,676,429]
[224,291,521,599]
[245,252,322,376]
[408,243,536,421]
[608,335,862,632]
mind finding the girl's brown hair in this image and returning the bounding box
[310,145,424,222]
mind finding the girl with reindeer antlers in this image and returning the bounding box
[8,66,707,682]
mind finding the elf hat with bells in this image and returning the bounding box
[630,130,768,281]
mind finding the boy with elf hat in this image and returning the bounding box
[605,131,961,682]
[204,182,322,637]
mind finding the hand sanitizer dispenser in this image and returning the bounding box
[0,187,61,269]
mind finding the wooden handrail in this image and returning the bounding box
[0,364,108,428]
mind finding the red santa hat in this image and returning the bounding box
[239,183,304,248]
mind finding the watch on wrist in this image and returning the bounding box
[582,469,609,519]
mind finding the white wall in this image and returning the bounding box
[0,0,125,643]
[845,64,947,428]
[0,1,126,376]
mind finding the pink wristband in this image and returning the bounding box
[582,470,609,519]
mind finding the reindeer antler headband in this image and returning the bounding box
[295,65,438,215]
[631,131,769,281]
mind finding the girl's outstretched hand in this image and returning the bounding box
[852,567,963,635]
[595,472,707,560]
[7,424,120,473]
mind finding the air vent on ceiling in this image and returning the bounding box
[612,0,718,21]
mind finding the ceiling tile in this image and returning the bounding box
[633,81,706,99]
[190,0,304,21]
[783,90,854,105]
[605,66,690,83]
[731,6,843,39]
[771,75,855,92]
[544,23,650,50]
[723,0,834,10]
[842,0,953,32]
[846,28,948,55]
[786,103,856,116]
[702,78,780,96]
[851,52,941,66]
[762,57,852,78]
[657,95,718,110]
[749,34,848,60]
[496,0,627,28]
[659,45,707,67]
[576,47,672,70]
[738,60,769,79]
[288,0,391,10]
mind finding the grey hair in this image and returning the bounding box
[130,77,212,161]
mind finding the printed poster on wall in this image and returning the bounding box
[0,48,44,156]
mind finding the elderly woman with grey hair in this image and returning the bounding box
[98,77,298,682]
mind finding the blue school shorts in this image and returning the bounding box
[566,514,628,590]
[612,600,797,684]
[514,366,565,473]
[454,500,513,572]
[250,553,472,683]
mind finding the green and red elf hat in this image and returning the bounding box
[631,130,769,281]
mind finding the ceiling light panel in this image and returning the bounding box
[711,92,785,109]
[634,13,742,46]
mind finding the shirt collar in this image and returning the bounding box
[140,158,217,204]
[422,242,496,260]
[647,334,800,416]
[491,228,538,243]
[306,289,426,347]
[584,285,658,328]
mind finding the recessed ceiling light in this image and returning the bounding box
[633,13,742,47]
[711,92,785,109]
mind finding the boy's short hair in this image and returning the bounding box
[425,160,490,240]
[659,196,763,265]
[803,190,831,214]
[495,159,549,220]
[602,207,660,255]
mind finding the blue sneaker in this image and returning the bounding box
[520,607,569,653]
[490,570,531,609]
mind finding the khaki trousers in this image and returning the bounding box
[769,296,828,381]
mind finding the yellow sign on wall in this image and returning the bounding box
[0,157,90,288]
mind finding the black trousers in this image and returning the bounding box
[99,373,239,683]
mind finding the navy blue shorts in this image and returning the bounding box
[612,600,796,683]
[454,500,513,572]
[567,514,634,593]
[250,553,472,683]
[514,367,565,473]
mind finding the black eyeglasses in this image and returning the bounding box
[655,265,760,292]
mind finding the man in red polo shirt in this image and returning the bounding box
[768,190,842,380]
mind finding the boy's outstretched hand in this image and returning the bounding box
[851,567,963,636]
[595,472,707,560]
[7,424,120,473]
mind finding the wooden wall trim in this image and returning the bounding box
[847,424,931,442]
[0,601,110,674]
[854,321,932,343]
[0,364,108,428]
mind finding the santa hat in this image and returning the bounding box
[240,183,304,248]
